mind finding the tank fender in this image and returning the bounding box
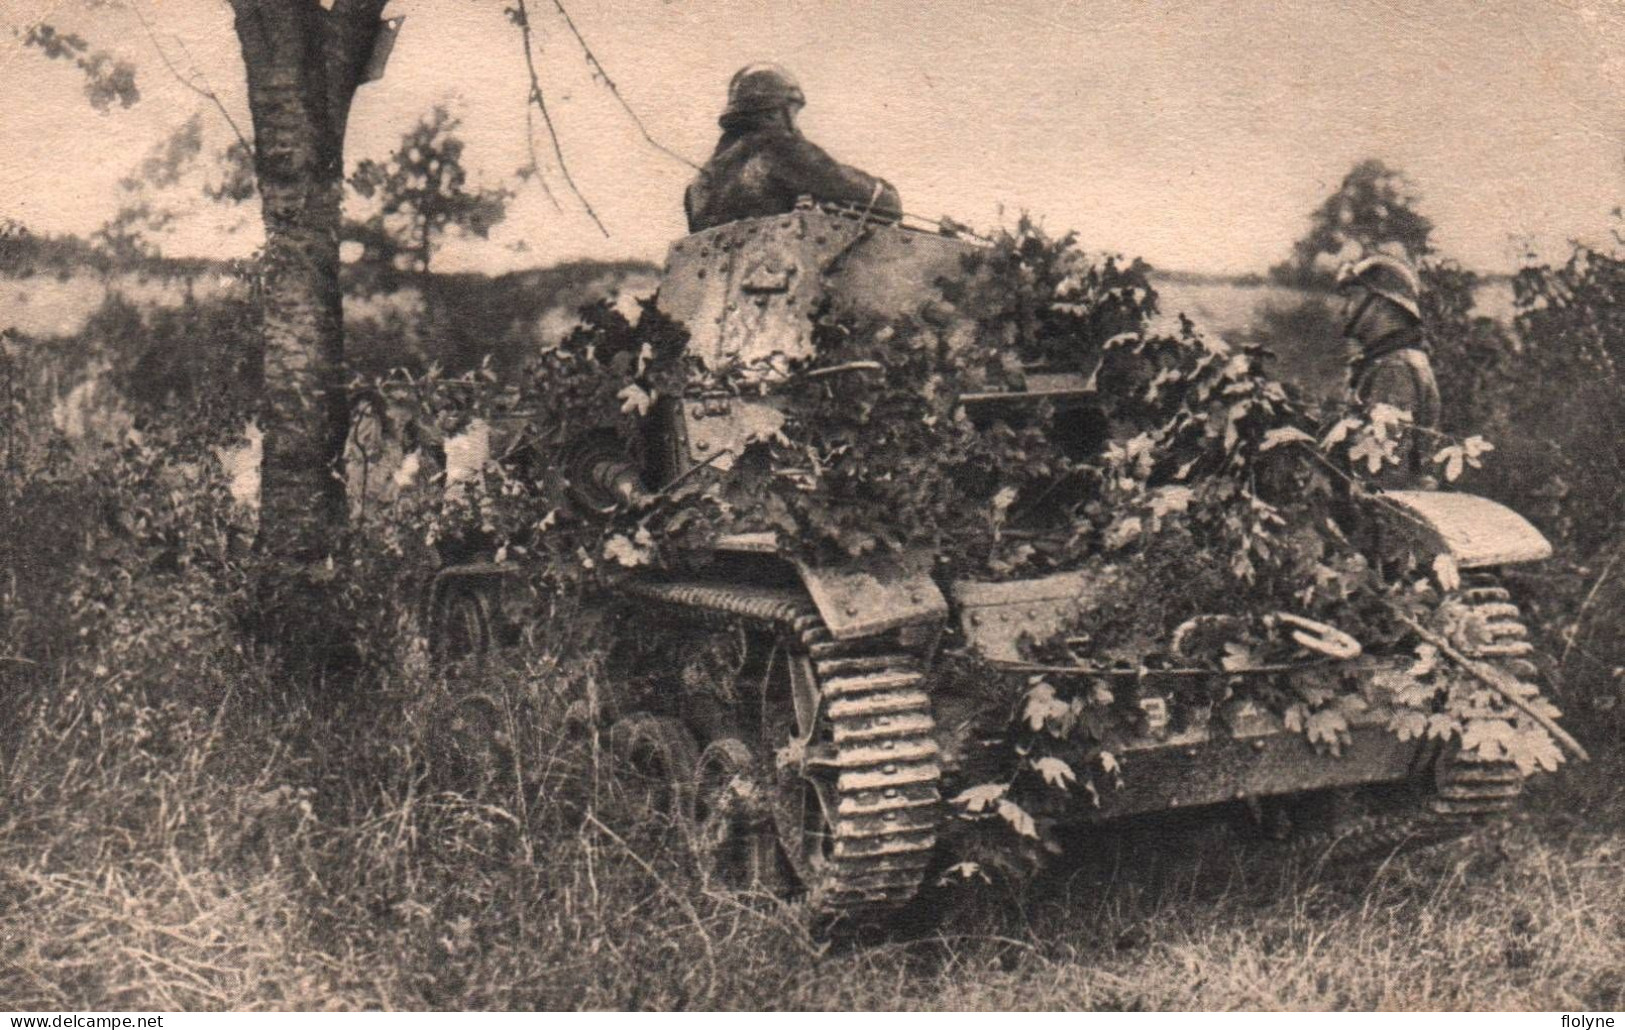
[794,555,947,641]
[1373,490,1552,569]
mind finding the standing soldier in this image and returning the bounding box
[1336,253,1441,487]
[684,63,902,232]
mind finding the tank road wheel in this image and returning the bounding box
[433,582,493,663]
[757,634,943,920]
[693,738,782,891]
[608,713,700,831]
[612,581,946,921]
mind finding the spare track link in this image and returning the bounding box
[622,580,943,917]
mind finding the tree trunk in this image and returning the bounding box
[230,0,386,562]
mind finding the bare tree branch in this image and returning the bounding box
[129,0,251,150]
[546,0,700,172]
[521,96,565,215]
[512,0,607,237]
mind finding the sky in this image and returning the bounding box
[1,0,1622,276]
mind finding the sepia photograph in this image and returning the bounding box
[1,0,1622,1013]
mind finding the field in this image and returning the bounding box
[0,266,1509,359]
[1,256,1621,1012]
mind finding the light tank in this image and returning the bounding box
[431,202,1562,922]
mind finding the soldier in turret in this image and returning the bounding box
[684,63,902,232]
[1336,253,1440,487]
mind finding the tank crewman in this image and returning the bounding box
[684,63,902,232]
[1336,253,1441,488]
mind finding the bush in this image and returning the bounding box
[0,392,827,1008]
[1430,246,1625,731]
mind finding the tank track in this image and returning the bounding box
[1430,571,1534,822]
[1285,743,1524,867]
[622,580,943,918]
[1456,573,1539,676]
[1285,571,1537,864]
[808,647,942,915]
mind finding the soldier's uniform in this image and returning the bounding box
[1348,325,1440,431]
[685,64,901,233]
[1348,325,1441,486]
[1337,255,1440,488]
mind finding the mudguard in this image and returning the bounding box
[794,554,947,640]
[1374,490,1552,569]
[951,567,1133,662]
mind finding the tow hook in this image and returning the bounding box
[1270,612,1362,661]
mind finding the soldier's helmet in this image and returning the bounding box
[722,63,805,122]
[1336,253,1423,322]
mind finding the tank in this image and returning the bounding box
[432,204,1562,923]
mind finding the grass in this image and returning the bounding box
[1,632,1621,1011]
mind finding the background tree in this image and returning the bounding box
[1271,158,1435,287]
[348,106,512,274]
[89,114,215,266]
[18,23,139,111]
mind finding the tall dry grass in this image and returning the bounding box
[3,608,1621,1010]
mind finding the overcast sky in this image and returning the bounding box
[2,0,1622,276]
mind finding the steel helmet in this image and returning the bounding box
[1336,253,1423,322]
[721,63,805,122]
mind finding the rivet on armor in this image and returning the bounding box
[696,440,710,452]
[845,603,858,616]
[909,592,922,604]
[883,787,898,798]
[881,740,895,751]
[883,763,898,775]
[691,404,705,418]
[885,811,899,821]
[1252,739,1266,753]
